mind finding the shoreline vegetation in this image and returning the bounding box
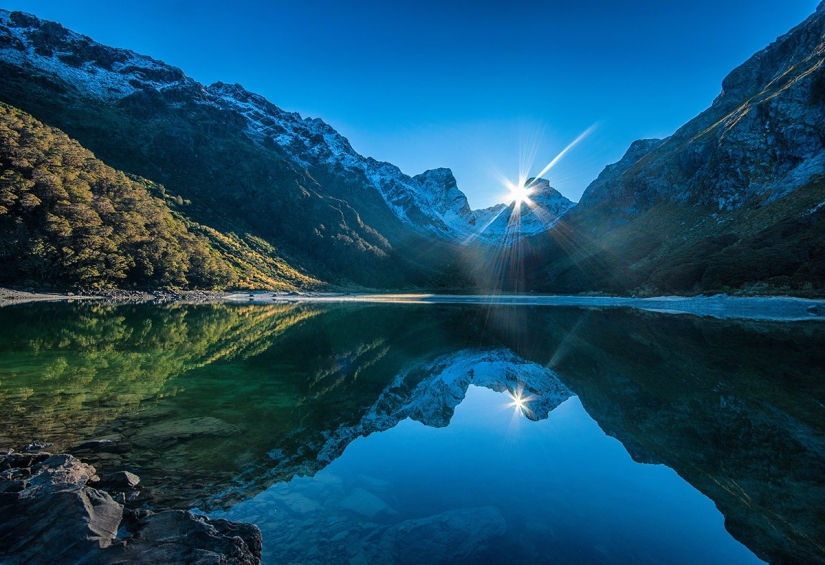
[3,287,823,321]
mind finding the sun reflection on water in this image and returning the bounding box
[507,389,535,418]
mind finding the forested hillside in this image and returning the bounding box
[0,103,317,290]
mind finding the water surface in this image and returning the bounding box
[1,302,823,563]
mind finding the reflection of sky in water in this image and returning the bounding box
[214,387,763,564]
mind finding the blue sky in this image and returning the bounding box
[3,1,820,207]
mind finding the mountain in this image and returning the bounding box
[526,3,825,296]
[2,4,823,294]
[0,9,570,291]
[0,9,410,287]
[477,178,574,240]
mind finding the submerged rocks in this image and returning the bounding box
[23,440,53,452]
[339,487,394,518]
[0,450,261,564]
[131,416,244,448]
[375,506,507,564]
[214,469,508,564]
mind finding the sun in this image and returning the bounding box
[507,181,533,207]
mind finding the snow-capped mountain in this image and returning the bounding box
[477,178,574,239]
[0,10,565,242]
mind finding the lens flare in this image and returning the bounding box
[525,124,597,190]
[506,181,533,207]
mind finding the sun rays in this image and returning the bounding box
[457,123,599,293]
[481,124,597,212]
[523,124,597,192]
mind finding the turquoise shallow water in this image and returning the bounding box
[1,302,823,563]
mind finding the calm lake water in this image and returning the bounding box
[1,302,823,564]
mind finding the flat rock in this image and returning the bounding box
[275,492,320,514]
[27,454,99,487]
[339,488,392,518]
[93,470,140,489]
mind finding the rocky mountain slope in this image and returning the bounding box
[0,9,454,235]
[0,8,571,291]
[524,2,825,296]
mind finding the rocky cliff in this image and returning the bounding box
[576,3,825,222]
[527,3,825,296]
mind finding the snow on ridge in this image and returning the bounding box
[202,82,462,232]
[0,9,566,241]
[474,178,575,239]
[0,9,190,100]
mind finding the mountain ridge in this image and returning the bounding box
[0,9,566,243]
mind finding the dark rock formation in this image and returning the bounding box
[0,449,261,565]
[576,4,825,220]
[525,4,825,296]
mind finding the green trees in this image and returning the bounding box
[0,103,235,289]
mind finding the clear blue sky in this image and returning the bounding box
[3,1,820,207]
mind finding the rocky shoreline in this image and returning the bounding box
[0,287,232,307]
[4,287,825,322]
[0,447,262,564]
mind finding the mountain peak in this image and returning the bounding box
[412,168,471,219]
[473,177,574,239]
[413,168,457,188]
[525,178,573,206]
[575,1,825,224]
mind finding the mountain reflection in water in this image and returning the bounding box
[0,302,822,564]
[212,389,759,564]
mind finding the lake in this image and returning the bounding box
[1,301,823,564]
